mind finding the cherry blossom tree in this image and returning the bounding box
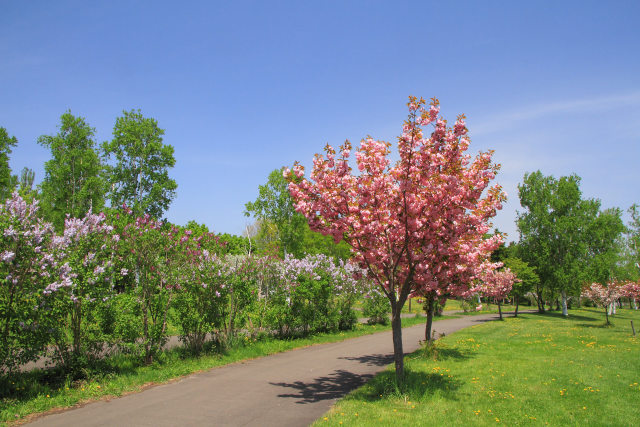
[475,264,517,320]
[581,282,621,324]
[620,281,640,310]
[285,96,505,382]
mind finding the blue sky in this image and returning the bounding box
[2,0,639,240]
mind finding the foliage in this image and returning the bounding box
[0,194,60,374]
[102,109,177,218]
[0,127,17,202]
[217,232,251,255]
[46,212,117,370]
[245,168,308,257]
[362,287,391,325]
[16,167,38,203]
[38,112,105,231]
[172,248,229,354]
[286,96,505,382]
[502,257,538,314]
[115,207,181,364]
[264,254,363,336]
[620,204,640,281]
[245,168,351,259]
[517,171,624,314]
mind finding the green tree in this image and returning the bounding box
[245,169,307,257]
[584,208,625,286]
[38,112,105,230]
[245,168,350,259]
[517,171,606,315]
[16,167,37,202]
[0,127,18,201]
[621,204,640,281]
[502,257,539,316]
[102,109,177,218]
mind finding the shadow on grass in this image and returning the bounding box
[270,369,375,404]
[530,311,598,322]
[346,367,462,403]
[0,352,143,402]
[577,322,614,329]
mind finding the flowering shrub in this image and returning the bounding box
[172,247,230,354]
[362,286,390,325]
[263,254,367,336]
[116,207,183,364]
[0,193,61,374]
[46,211,116,369]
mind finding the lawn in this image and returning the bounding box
[316,308,640,426]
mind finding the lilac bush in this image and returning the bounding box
[46,211,117,368]
[0,193,61,374]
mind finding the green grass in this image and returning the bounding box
[315,308,640,426]
[1,314,441,425]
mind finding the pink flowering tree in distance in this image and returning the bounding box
[581,282,621,325]
[285,96,506,382]
[475,264,517,320]
[620,281,640,310]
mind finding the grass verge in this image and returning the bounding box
[316,308,640,426]
[1,314,449,425]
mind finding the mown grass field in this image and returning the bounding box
[316,308,640,426]
[1,314,441,425]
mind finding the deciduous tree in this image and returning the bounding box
[516,172,620,315]
[0,127,18,202]
[286,96,505,382]
[38,112,105,230]
[103,110,177,218]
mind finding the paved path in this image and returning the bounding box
[27,313,506,427]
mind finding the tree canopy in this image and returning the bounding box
[38,112,105,230]
[102,109,177,219]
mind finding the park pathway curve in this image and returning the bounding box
[27,312,506,427]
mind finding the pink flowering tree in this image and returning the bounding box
[620,281,640,310]
[0,193,61,374]
[581,282,621,324]
[474,264,517,320]
[285,96,505,382]
[46,211,117,369]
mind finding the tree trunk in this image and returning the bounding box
[425,295,435,342]
[561,290,568,317]
[498,300,503,320]
[390,302,404,385]
[514,295,519,317]
[605,307,610,325]
[536,292,545,313]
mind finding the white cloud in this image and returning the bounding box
[470,91,640,136]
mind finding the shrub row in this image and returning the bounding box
[0,193,378,376]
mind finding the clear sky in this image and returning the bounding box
[2,0,639,240]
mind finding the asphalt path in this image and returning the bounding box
[26,312,508,427]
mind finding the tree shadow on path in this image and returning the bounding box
[337,353,394,367]
[270,369,374,404]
